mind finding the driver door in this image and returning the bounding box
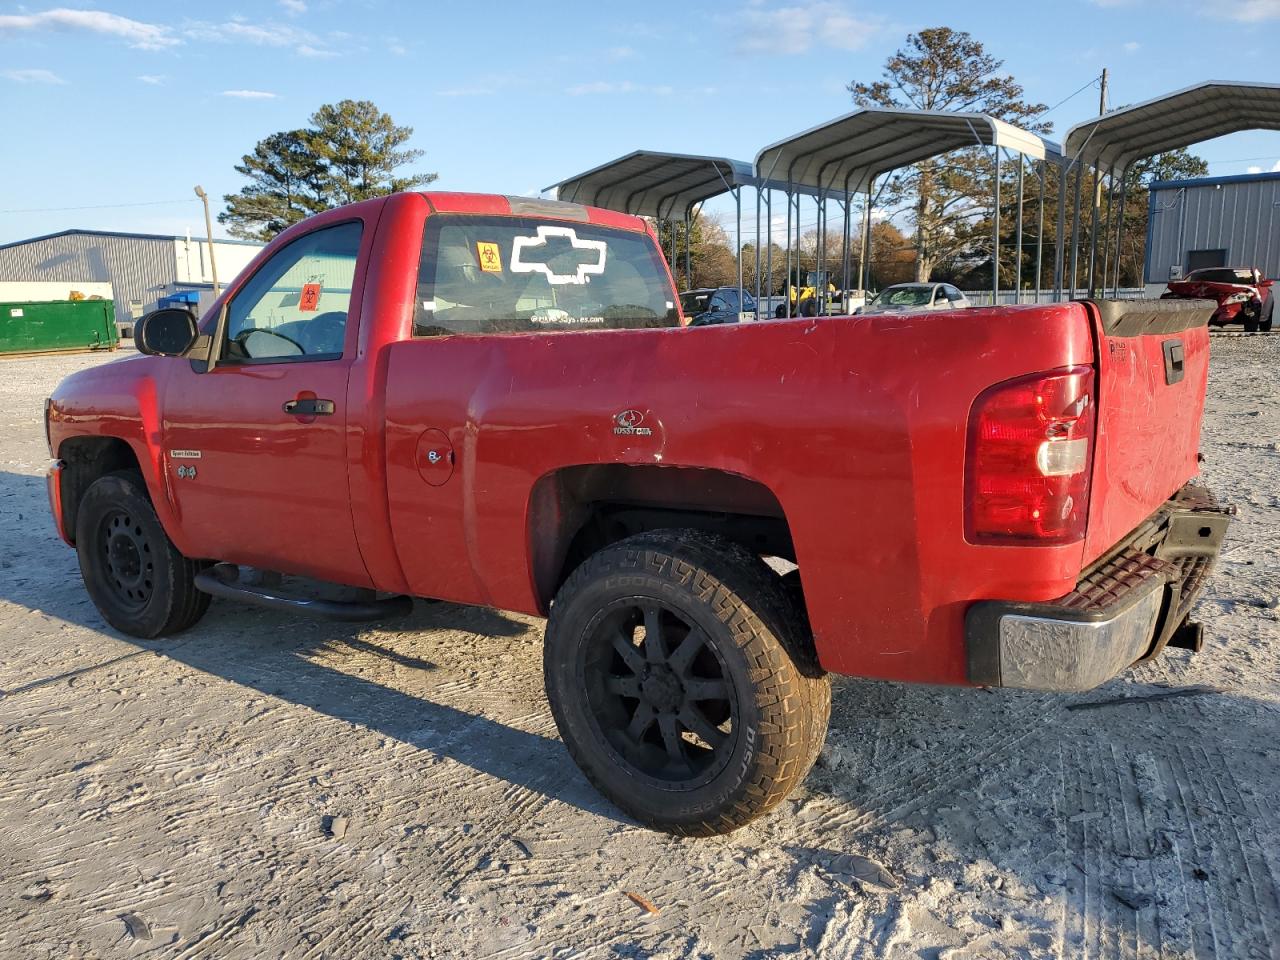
[160,219,372,587]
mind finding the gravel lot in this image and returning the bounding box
[1,338,1277,959]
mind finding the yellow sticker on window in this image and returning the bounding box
[476,242,502,273]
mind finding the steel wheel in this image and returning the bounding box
[100,509,154,611]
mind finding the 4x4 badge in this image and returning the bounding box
[613,410,652,436]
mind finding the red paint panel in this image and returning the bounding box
[382,303,1096,686]
[1081,313,1209,565]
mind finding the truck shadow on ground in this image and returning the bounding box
[0,469,628,824]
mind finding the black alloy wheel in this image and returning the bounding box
[581,599,736,789]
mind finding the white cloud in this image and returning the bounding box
[1123,40,1140,51]
[437,85,497,97]
[1214,0,1280,19]
[185,18,337,57]
[606,45,635,61]
[734,1,882,55]
[566,80,673,96]
[137,74,165,84]
[221,89,278,99]
[1247,165,1262,173]
[1245,160,1280,173]
[280,0,307,13]
[0,8,179,49]
[3,67,66,84]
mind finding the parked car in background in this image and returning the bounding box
[856,282,970,315]
[680,286,755,326]
[1161,267,1274,332]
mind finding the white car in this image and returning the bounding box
[856,282,970,315]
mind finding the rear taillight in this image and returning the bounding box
[965,365,1095,545]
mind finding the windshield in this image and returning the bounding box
[680,291,711,313]
[1187,268,1254,285]
[414,215,678,336]
[873,285,933,306]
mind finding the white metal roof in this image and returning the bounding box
[545,151,755,220]
[754,108,1051,196]
[1063,81,1280,173]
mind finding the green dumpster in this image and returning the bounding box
[0,300,119,356]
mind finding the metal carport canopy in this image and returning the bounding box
[1064,81,1280,172]
[753,108,1050,194]
[545,150,756,220]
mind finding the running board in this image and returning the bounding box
[194,563,413,622]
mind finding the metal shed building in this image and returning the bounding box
[1144,170,1280,293]
[0,229,262,332]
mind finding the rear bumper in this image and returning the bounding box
[966,484,1231,691]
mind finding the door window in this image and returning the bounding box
[222,221,363,362]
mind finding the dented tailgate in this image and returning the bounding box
[1081,298,1215,565]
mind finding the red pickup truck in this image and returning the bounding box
[46,192,1230,836]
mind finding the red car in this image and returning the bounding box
[1163,266,1274,332]
[45,192,1230,835]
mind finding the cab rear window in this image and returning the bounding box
[413,215,678,337]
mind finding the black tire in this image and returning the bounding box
[1261,295,1274,333]
[1244,320,1259,333]
[544,530,830,836]
[799,297,818,318]
[75,472,210,638]
[775,303,788,319]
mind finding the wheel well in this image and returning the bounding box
[528,464,796,612]
[58,436,143,544]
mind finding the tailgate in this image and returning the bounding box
[1081,298,1215,565]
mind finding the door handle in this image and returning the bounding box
[282,398,335,416]
[1162,339,1185,386]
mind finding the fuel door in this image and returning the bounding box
[415,428,455,486]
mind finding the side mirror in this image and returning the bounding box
[135,308,198,357]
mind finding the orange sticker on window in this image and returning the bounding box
[299,282,322,312]
[476,242,502,273]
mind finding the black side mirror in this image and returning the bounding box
[135,308,198,357]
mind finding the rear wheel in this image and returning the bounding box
[544,530,830,835]
[75,472,210,638]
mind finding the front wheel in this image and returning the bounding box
[1261,296,1274,333]
[75,472,210,638]
[544,530,830,836]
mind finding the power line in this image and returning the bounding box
[1034,75,1102,122]
[0,198,197,214]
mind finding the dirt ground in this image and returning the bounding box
[1,337,1277,960]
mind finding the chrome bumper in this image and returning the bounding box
[973,575,1164,691]
[966,486,1231,692]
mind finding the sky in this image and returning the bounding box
[2,0,1280,245]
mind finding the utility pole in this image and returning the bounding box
[1086,69,1109,296]
[193,185,220,300]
